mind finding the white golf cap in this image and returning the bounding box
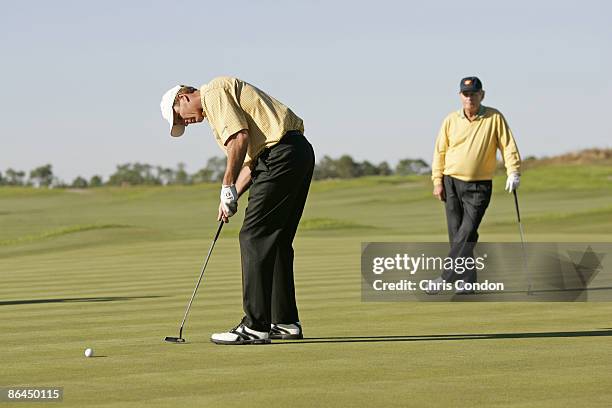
[160,85,185,137]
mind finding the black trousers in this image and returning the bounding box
[239,131,315,332]
[442,175,492,283]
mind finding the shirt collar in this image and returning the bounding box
[458,105,486,120]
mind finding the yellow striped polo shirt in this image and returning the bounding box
[200,77,304,166]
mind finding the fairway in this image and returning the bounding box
[2,165,612,407]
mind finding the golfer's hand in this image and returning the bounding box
[433,184,445,202]
[218,202,229,223]
[220,185,238,218]
[505,172,520,193]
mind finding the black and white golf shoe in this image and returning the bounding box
[210,321,270,345]
[270,322,303,340]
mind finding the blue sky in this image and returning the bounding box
[1,0,610,181]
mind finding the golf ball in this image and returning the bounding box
[84,348,94,358]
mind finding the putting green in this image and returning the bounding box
[1,164,612,407]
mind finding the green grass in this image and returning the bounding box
[0,224,133,246]
[1,164,612,407]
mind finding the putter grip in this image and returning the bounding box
[214,220,224,241]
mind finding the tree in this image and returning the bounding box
[191,157,227,183]
[204,156,227,182]
[335,155,360,178]
[191,168,213,184]
[89,175,103,187]
[377,161,392,176]
[313,155,338,179]
[29,164,54,187]
[134,163,159,185]
[5,168,26,186]
[314,156,397,180]
[175,162,190,185]
[107,163,162,186]
[108,164,141,186]
[358,160,379,176]
[395,159,430,175]
[71,176,88,188]
[156,166,175,185]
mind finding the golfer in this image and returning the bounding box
[160,77,314,344]
[430,76,521,293]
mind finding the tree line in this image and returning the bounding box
[0,156,430,188]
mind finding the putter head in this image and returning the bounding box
[164,336,186,343]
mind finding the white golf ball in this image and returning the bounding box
[84,348,94,358]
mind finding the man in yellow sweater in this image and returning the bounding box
[430,76,521,293]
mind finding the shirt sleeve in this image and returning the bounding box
[431,118,449,185]
[202,87,249,145]
[496,113,521,176]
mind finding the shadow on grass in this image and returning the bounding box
[0,296,164,306]
[274,329,612,345]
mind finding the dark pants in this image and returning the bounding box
[239,131,315,332]
[442,175,492,283]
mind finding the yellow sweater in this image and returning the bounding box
[432,105,521,185]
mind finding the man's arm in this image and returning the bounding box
[496,114,522,192]
[223,130,249,185]
[218,130,250,222]
[235,165,252,197]
[432,120,449,201]
[496,114,521,175]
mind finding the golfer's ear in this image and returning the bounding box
[481,90,485,101]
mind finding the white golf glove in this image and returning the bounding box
[220,184,238,217]
[505,172,520,193]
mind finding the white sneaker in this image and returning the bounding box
[210,322,270,345]
[270,322,303,340]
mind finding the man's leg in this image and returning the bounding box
[239,134,314,332]
[271,138,314,324]
[442,176,463,281]
[447,179,492,283]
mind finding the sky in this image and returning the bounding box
[1,0,610,181]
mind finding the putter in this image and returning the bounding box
[165,220,224,343]
[513,190,531,295]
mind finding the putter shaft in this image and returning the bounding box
[166,220,224,343]
[513,190,530,294]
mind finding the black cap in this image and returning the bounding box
[460,76,483,92]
